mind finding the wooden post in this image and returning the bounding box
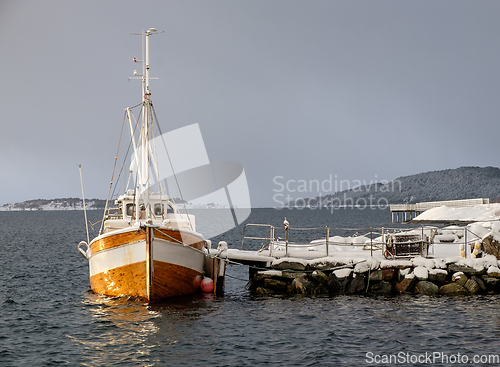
[213,241,227,296]
[214,258,226,296]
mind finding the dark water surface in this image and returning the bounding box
[1,208,500,366]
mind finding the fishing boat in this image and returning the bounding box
[78,28,208,302]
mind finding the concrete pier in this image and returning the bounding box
[390,198,490,223]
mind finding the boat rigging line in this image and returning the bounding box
[99,110,128,235]
[151,104,194,231]
[79,164,90,244]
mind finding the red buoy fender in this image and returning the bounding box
[200,277,214,293]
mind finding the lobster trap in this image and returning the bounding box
[384,233,429,259]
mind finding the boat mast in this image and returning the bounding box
[131,28,162,221]
[140,29,152,213]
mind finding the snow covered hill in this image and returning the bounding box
[295,166,500,207]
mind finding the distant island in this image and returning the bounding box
[285,166,500,207]
[0,197,228,211]
[0,198,107,211]
[3,166,500,211]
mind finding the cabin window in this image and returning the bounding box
[167,204,174,213]
[126,204,135,217]
[154,203,164,216]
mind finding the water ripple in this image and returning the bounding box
[1,210,500,366]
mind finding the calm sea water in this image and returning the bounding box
[1,208,500,366]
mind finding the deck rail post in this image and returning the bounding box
[370,228,373,257]
[270,226,275,257]
[325,227,329,257]
[421,226,424,256]
[464,227,468,259]
[285,226,289,257]
[381,227,385,256]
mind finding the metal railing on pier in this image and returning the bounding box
[241,222,488,260]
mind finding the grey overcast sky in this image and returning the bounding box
[1,0,499,207]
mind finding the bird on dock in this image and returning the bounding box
[283,217,289,230]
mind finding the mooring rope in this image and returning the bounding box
[152,228,368,280]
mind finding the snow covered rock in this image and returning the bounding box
[307,257,350,269]
[448,263,484,276]
[412,257,435,269]
[487,266,500,278]
[433,258,449,269]
[354,258,380,273]
[399,268,412,278]
[330,268,351,280]
[475,255,498,269]
[452,272,468,287]
[272,258,308,271]
[311,270,329,284]
[428,269,448,285]
[414,266,429,280]
[380,260,412,269]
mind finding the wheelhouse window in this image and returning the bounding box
[154,203,164,216]
[126,203,135,217]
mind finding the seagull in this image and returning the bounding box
[283,217,289,230]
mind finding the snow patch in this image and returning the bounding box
[257,270,282,276]
[414,204,500,222]
[412,256,435,269]
[429,268,447,276]
[380,260,412,269]
[400,268,412,277]
[487,266,500,276]
[333,268,353,279]
[414,266,429,280]
[354,258,380,273]
[475,255,498,269]
[271,258,308,267]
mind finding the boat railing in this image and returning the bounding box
[242,224,386,257]
[283,226,386,257]
[104,207,122,220]
[241,224,276,255]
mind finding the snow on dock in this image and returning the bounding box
[413,202,500,222]
[390,198,490,222]
[215,210,500,296]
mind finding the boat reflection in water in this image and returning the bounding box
[68,292,218,365]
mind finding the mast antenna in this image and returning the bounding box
[129,28,163,94]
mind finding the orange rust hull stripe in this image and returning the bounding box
[90,260,202,300]
[90,230,146,255]
[90,227,205,256]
